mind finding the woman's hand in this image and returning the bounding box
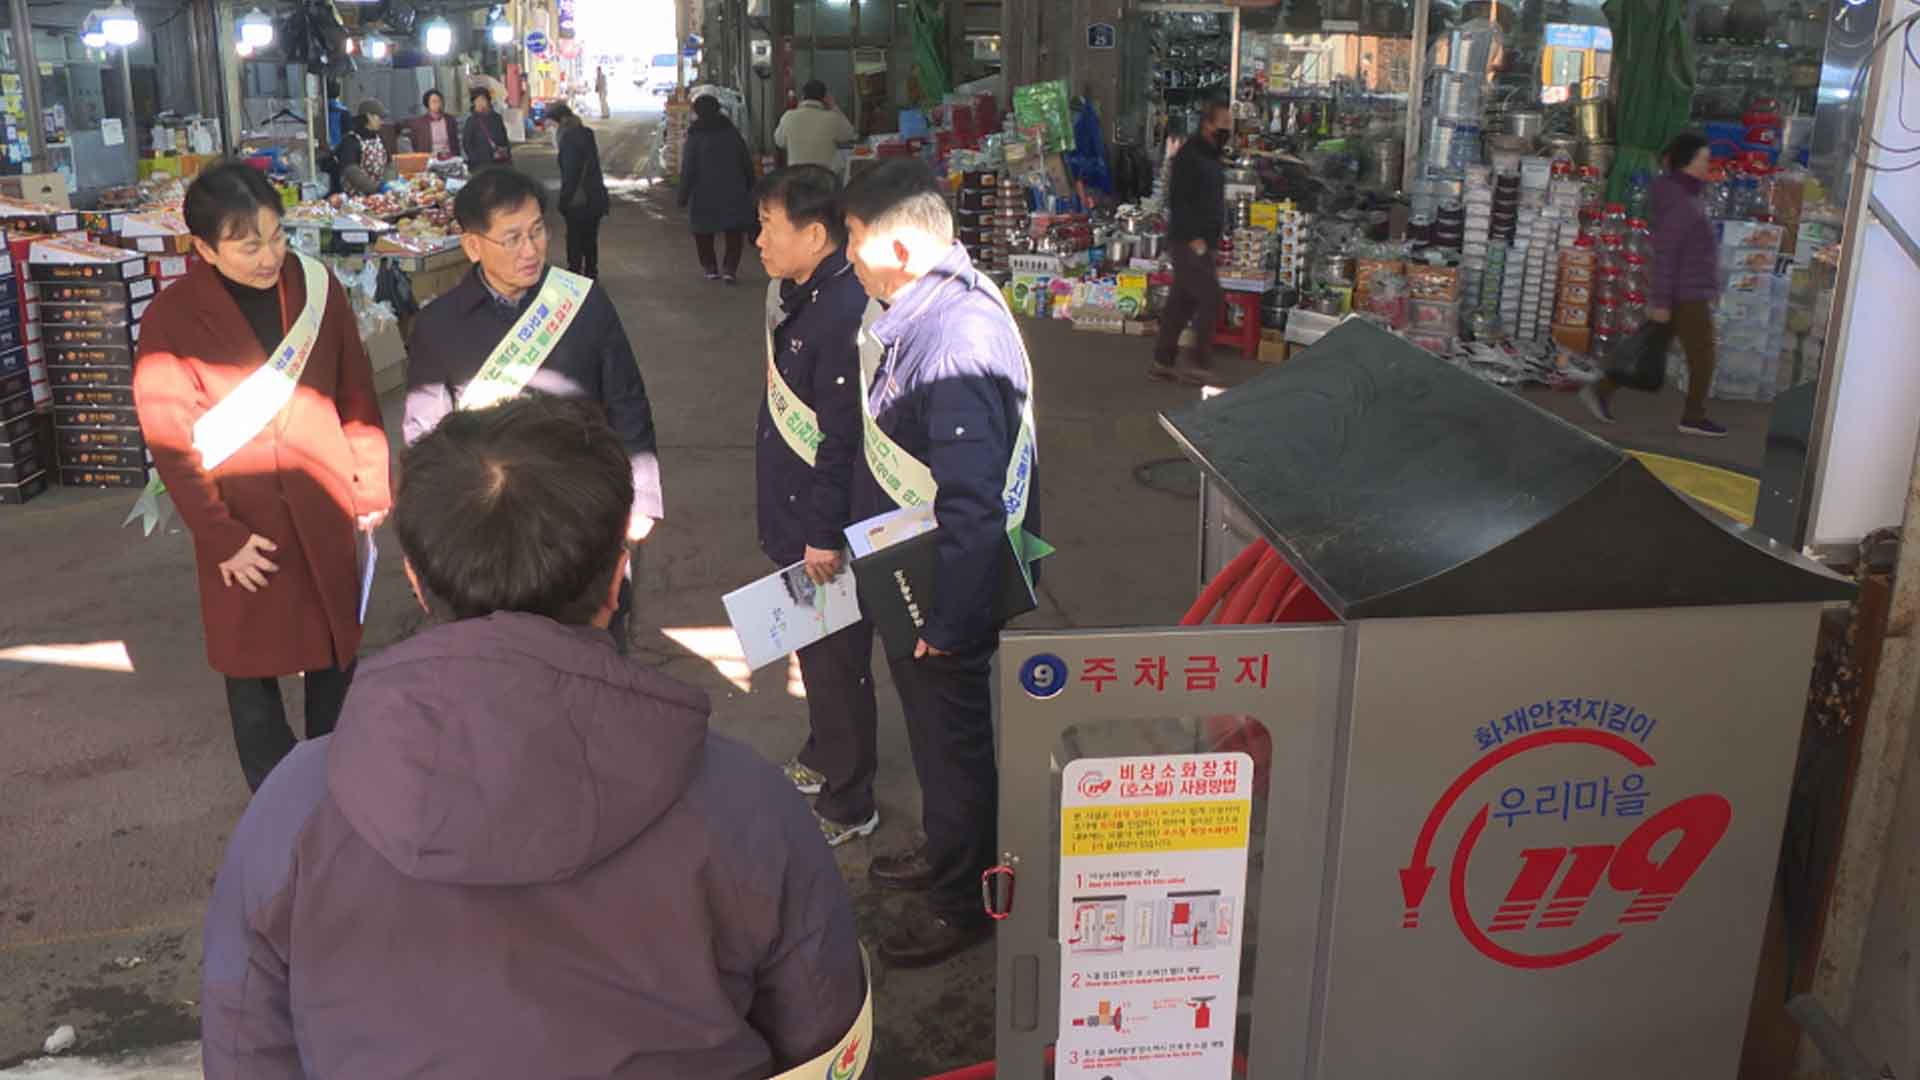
[219,534,280,593]
[1649,307,1672,324]
[357,510,387,532]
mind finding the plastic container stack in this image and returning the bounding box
[1707,220,1791,402]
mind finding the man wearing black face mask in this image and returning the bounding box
[1152,99,1233,385]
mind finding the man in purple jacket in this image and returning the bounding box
[201,396,868,1079]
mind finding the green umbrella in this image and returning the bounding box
[1603,0,1697,201]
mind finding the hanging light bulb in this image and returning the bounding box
[80,15,108,50]
[365,35,389,60]
[423,16,454,57]
[236,38,256,57]
[489,19,513,45]
[94,2,141,47]
[237,8,275,49]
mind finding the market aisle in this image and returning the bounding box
[0,137,1248,1073]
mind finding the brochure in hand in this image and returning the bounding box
[723,560,864,671]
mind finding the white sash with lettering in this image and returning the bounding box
[767,948,873,1080]
[764,279,823,467]
[457,268,594,411]
[189,253,330,472]
[858,286,1043,572]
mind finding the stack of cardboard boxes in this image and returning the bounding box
[34,238,151,491]
[0,249,43,504]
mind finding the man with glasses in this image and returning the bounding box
[404,167,663,650]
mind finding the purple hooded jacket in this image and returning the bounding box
[201,612,867,1078]
[1650,171,1722,310]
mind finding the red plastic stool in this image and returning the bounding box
[1214,290,1262,361]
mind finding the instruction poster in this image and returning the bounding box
[1057,753,1254,1079]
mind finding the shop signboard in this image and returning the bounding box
[1056,752,1253,1079]
[1544,23,1614,50]
[556,0,576,38]
[525,31,549,56]
[1087,24,1117,50]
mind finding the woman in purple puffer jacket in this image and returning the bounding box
[1583,132,1726,437]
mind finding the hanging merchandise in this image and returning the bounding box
[1013,81,1076,154]
[1067,100,1112,195]
[909,0,951,106]
[1603,0,1697,200]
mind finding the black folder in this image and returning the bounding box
[850,528,1037,660]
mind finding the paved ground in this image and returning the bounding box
[0,111,1784,1075]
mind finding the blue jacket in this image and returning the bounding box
[758,250,868,566]
[853,243,1040,652]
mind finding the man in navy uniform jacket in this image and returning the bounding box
[752,165,881,848]
[841,159,1042,968]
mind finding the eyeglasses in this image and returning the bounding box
[473,220,549,255]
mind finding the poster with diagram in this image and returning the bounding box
[1057,752,1254,1079]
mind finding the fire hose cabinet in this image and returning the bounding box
[991,321,1853,1080]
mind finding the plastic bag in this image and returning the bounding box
[1605,321,1674,392]
[375,259,418,317]
[1066,99,1112,194]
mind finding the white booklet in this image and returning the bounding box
[844,504,937,559]
[357,530,379,625]
[723,560,863,671]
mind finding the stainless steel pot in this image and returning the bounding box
[1581,140,1616,179]
[1574,99,1612,142]
[1505,111,1545,140]
[1540,133,1582,163]
[1135,233,1165,260]
[1321,253,1356,286]
[1106,235,1134,264]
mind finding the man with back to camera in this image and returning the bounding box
[775,80,859,174]
[1152,97,1232,386]
[404,166,662,651]
[199,397,871,1079]
[840,159,1044,967]
[753,164,882,847]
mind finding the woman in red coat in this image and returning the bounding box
[134,162,391,791]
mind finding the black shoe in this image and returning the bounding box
[879,911,992,968]
[868,847,939,891]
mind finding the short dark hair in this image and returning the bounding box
[693,94,722,119]
[546,101,576,125]
[470,86,493,106]
[840,158,952,245]
[423,88,444,110]
[755,165,846,246]
[395,396,632,626]
[802,79,828,102]
[1664,131,1710,173]
[183,161,283,245]
[453,166,548,232]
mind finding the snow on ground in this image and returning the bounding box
[0,1043,199,1078]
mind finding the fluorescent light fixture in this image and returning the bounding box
[366,34,389,60]
[238,7,275,48]
[97,2,140,46]
[490,19,513,44]
[424,16,454,56]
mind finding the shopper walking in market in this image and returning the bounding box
[595,64,610,119]
[403,166,663,652]
[200,396,870,1080]
[1151,97,1232,386]
[753,165,881,849]
[407,89,461,161]
[462,86,513,172]
[333,99,394,196]
[841,159,1043,967]
[775,79,858,174]
[679,93,756,284]
[549,102,610,279]
[1581,132,1726,437]
[132,161,391,793]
